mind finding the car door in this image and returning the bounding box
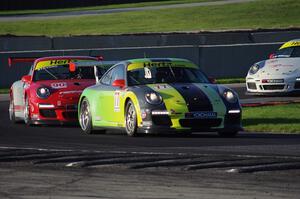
[97,64,125,126]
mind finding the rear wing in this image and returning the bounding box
[69,60,120,83]
[8,57,37,67]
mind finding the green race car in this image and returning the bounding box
[78,58,242,137]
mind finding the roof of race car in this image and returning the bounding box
[33,56,98,71]
[124,58,198,71]
[279,39,300,50]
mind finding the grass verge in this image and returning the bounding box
[242,103,300,134]
[216,78,245,84]
[0,89,9,94]
[0,0,217,15]
[0,0,299,36]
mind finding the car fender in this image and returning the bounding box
[123,91,143,128]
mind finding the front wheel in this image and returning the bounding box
[79,98,94,134]
[125,100,138,137]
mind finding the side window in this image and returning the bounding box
[100,69,113,85]
[100,64,125,85]
[110,64,125,84]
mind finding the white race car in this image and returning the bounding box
[246,39,300,95]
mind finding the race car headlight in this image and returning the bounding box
[36,87,51,99]
[249,64,260,75]
[145,92,162,105]
[223,90,237,103]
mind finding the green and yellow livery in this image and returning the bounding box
[78,58,242,137]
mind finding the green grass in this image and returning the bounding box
[0,0,218,15]
[216,78,245,84]
[0,89,9,94]
[0,0,299,36]
[243,103,300,134]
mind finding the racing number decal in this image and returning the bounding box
[144,67,152,79]
[114,91,120,112]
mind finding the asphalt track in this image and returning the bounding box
[0,0,256,21]
[1,85,300,198]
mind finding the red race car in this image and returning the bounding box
[9,56,113,125]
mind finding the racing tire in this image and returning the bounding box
[218,131,238,138]
[79,98,103,134]
[24,96,32,126]
[125,100,138,137]
[9,99,16,123]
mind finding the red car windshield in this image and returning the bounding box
[33,65,95,81]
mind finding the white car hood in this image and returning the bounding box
[256,58,300,77]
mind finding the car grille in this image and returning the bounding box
[294,82,300,89]
[247,82,257,90]
[40,110,56,118]
[152,115,172,126]
[179,118,222,128]
[63,111,78,119]
[262,85,285,90]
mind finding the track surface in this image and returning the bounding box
[1,96,300,198]
[0,0,256,21]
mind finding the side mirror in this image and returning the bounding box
[269,53,276,59]
[69,62,76,72]
[208,77,216,84]
[21,75,32,83]
[112,79,125,88]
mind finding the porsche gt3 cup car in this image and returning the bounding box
[9,56,115,125]
[246,39,300,95]
[78,58,242,137]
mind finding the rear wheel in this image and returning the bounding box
[218,131,238,138]
[9,99,16,123]
[125,100,138,137]
[24,96,31,126]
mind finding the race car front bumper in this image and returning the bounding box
[138,109,242,134]
[246,77,300,95]
[30,103,79,124]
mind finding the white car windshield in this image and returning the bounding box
[275,46,300,58]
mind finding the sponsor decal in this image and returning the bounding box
[95,116,102,121]
[261,79,284,83]
[114,91,120,112]
[155,84,169,90]
[185,111,217,119]
[51,82,67,89]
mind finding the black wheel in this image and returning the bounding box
[125,100,138,137]
[79,98,95,134]
[24,96,31,126]
[218,131,238,138]
[9,98,16,123]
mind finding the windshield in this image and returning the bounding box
[127,66,210,86]
[275,46,300,58]
[33,65,95,81]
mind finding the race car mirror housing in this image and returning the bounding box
[208,77,216,84]
[21,75,32,83]
[269,53,276,59]
[112,79,125,89]
[69,62,76,72]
